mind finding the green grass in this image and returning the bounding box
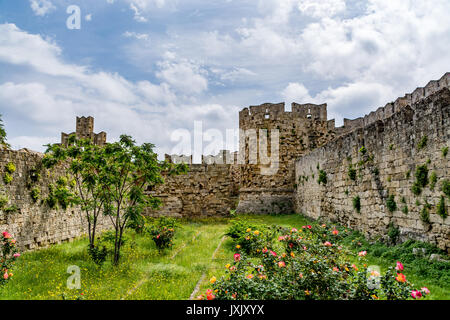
[0,214,448,300]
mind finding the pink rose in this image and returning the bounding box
[13,253,20,258]
[278,261,286,268]
[358,251,367,257]
[3,272,8,280]
[270,250,277,257]
[234,253,241,262]
[395,261,404,271]
[421,287,430,295]
[324,241,332,247]
[411,290,422,299]
[2,231,11,239]
[332,229,339,235]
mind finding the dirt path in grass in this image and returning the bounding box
[121,230,201,300]
[188,235,226,300]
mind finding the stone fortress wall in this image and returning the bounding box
[0,73,449,251]
[295,73,450,252]
[0,149,112,251]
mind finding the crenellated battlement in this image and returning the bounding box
[338,72,450,134]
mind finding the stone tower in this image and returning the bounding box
[235,102,336,214]
[61,116,107,146]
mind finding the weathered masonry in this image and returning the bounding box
[0,73,449,251]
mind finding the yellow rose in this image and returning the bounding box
[254,230,260,235]
[210,276,217,284]
[246,228,251,232]
[225,264,230,269]
[236,245,241,249]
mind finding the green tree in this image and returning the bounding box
[43,135,106,250]
[0,114,10,149]
[100,135,187,265]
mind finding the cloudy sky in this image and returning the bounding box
[0,0,449,156]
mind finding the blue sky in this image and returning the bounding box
[0,0,449,156]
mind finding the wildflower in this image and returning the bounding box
[324,241,332,247]
[254,230,260,235]
[13,253,20,258]
[358,251,367,257]
[395,273,406,283]
[411,290,422,299]
[246,274,254,279]
[246,228,251,232]
[234,253,241,262]
[304,290,311,296]
[332,229,339,235]
[210,276,217,284]
[278,261,286,268]
[245,236,250,240]
[225,264,230,269]
[290,252,295,258]
[236,245,241,249]
[395,261,404,271]
[344,266,349,272]
[421,287,430,295]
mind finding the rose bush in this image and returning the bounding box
[202,224,430,300]
[0,231,20,285]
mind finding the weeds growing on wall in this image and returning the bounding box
[353,195,361,213]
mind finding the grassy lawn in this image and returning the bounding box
[0,214,448,300]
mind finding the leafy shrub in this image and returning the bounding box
[30,187,40,203]
[0,231,20,286]
[225,219,274,255]
[359,146,367,155]
[348,165,357,181]
[3,205,18,214]
[429,172,437,191]
[88,244,108,266]
[0,195,8,209]
[411,182,422,196]
[205,227,425,300]
[436,196,447,220]
[317,170,327,185]
[148,226,175,251]
[442,146,449,158]
[402,205,408,215]
[387,223,400,244]
[5,163,16,174]
[417,135,428,150]
[442,180,450,198]
[415,165,429,188]
[386,195,397,213]
[3,173,12,184]
[353,196,361,213]
[420,207,430,224]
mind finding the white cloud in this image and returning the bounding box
[29,0,56,16]
[297,0,346,18]
[123,31,150,41]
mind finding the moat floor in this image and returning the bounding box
[0,214,448,300]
